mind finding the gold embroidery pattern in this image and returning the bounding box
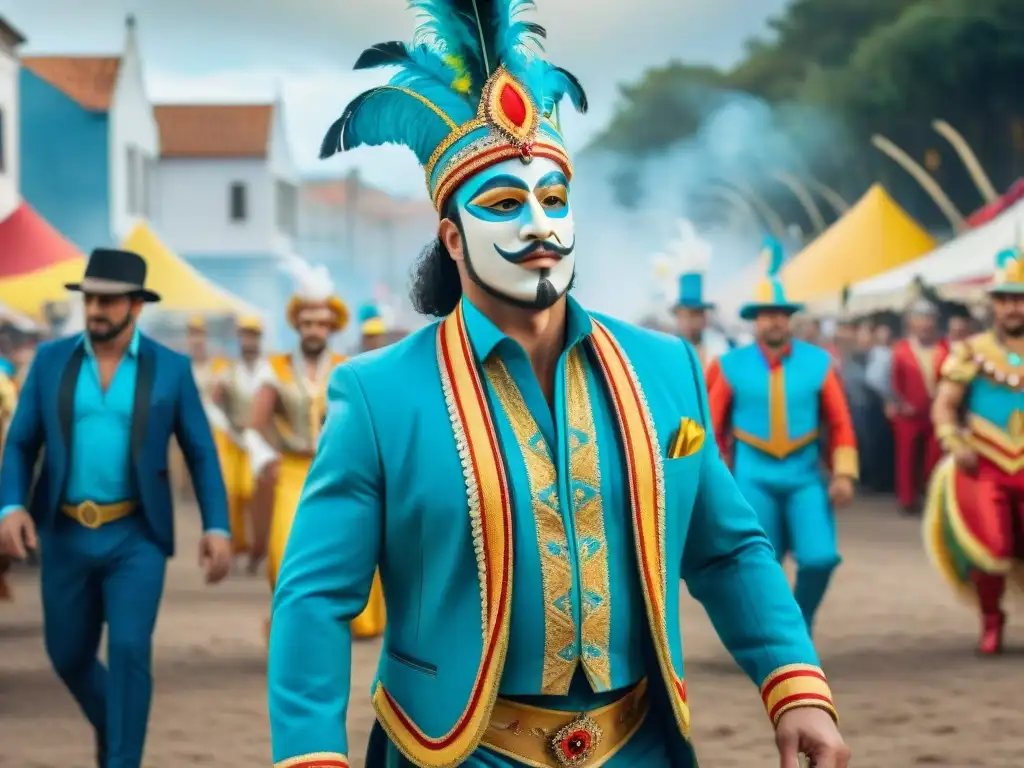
[486,359,577,694]
[566,348,612,691]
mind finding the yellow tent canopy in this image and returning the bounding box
[121,222,255,315]
[0,222,256,320]
[0,257,86,319]
[780,184,936,302]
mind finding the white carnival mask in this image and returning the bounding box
[453,156,575,309]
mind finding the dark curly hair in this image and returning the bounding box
[409,207,463,318]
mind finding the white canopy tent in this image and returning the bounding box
[0,298,40,332]
[845,198,1024,313]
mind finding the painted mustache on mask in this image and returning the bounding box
[494,237,576,264]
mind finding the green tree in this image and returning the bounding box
[587,63,726,156]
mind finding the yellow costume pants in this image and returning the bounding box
[267,452,386,639]
[214,430,253,553]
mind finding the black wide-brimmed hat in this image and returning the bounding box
[65,248,161,303]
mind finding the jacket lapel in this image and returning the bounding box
[131,339,156,461]
[58,342,86,450]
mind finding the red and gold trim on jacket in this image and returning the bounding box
[588,321,692,739]
[760,664,838,726]
[274,752,347,768]
[371,303,515,768]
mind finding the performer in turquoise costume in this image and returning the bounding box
[267,4,849,768]
[706,239,859,633]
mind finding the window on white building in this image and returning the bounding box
[275,180,298,236]
[230,182,248,222]
[126,146,139,215]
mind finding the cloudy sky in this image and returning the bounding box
[2,0,789,195]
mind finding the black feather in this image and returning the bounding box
[553,66,588,113]
[524,22,546,38]
[319,88,385,159]
[354,41,410,70]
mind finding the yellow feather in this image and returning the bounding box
[442,53,471,94]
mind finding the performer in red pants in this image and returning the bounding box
[889,299,944,514]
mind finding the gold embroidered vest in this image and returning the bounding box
[267,351,345,455]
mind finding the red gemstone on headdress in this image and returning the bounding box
[520,141,534,159]
[560,730,592,759]
[499,83,527,127]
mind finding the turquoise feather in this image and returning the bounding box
[996,247,1019,269]
[762,236,785,277]
[321,0,587,174]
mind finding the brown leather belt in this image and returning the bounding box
[61,500,135,530]
[481,678,649,767]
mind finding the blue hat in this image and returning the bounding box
[320,1,588,215]
[358,303,386,336]
[676,273,715,310]
[664,219,715,310]
[738,237,804,321]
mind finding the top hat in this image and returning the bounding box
[676,273,715,311]
[65,248,161,303]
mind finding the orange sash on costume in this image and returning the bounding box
[372,305,690,767]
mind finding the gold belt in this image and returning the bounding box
[61,500,136,530]
[482,678,649,768]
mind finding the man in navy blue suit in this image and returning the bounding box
[0,248,233,768]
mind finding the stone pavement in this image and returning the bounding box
[1,498,1022,766]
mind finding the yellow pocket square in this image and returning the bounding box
[668,418,706,459]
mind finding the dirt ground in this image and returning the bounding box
[1,496,1022,767]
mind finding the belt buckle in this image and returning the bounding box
[77,501,102,530]
[549,713,603,767]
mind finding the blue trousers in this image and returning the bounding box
[734,475,841,631]
[40,514,167,768]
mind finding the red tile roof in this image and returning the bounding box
[155,104,273,158]
[302,179,434,220]
[0,202,85,279]
[22,56,121,112]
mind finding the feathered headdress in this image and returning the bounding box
[321,0,588,213]
[279,255,349,331]
[739,236,803,320]
[666,220,712,276]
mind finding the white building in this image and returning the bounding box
[19,14,158,249]
[0,17,25,221]
[153,98,299,340]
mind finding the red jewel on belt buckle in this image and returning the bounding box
[550,713,603,766]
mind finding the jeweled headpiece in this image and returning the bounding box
[320,0,587,213]
[992,246,1024,294]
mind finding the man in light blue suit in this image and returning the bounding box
[267,2,851,767]
[0,248,234,768]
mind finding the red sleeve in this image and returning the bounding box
[821,367,859,478]
[705,359,733,456]
[889,343,906,402]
